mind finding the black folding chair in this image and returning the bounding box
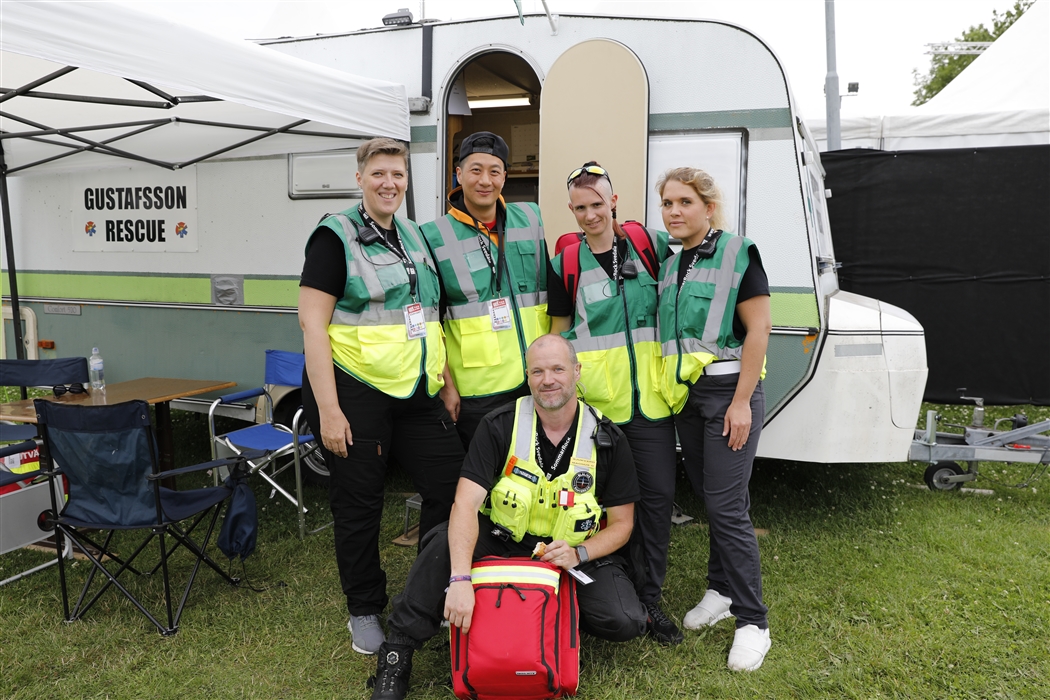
[36,398,248,635]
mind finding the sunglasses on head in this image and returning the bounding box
[566,164,610,186]
[53,383,86,397]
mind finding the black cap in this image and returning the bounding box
[459,131,509,167]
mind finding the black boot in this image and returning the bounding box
[369,643,414,700]
[645,601,684,645]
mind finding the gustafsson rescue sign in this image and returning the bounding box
[72,168,198,252]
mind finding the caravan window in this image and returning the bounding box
[646,130,746,236]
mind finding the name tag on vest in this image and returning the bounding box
[404,302,427,339]
[489,297,512,331]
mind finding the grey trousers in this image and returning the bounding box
[674,374,768,629]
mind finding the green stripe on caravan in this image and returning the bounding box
[2,272,300,307]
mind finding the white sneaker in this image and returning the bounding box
[682,589,733,629]
[727,624,771,671]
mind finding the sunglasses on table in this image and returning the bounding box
[566,164,610,186]
[53,383,86,397]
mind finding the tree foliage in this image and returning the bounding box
[911,0,1033,106]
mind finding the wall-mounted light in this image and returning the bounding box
[467,96,531,109]
[382,8,414,26]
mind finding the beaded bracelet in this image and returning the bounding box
[448,574,472,585]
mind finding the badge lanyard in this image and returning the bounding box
[534,429,573,481]
[676,228,722,298]
[359,205,427,339]
[473,211,508,297]
[474,211,513,331]
[359,205,418,300]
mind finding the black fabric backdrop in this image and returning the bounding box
[823,145,1049,405]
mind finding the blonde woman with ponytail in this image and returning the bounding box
[655,166,773,671]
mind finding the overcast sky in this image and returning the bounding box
[119,0,1022,120]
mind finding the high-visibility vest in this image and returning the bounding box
[483,397,603,547]
[422,201,550,398]
[656,231,765,412]
[311,209,446,398]
[551,231,671,424]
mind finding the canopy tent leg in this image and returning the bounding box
[0,141,28,369]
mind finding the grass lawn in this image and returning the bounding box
[1,403,1047,699]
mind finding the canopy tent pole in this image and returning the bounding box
[0,141,28,367]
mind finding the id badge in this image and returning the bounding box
[403,302,428,339]
[489,297,513,331]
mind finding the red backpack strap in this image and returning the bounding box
[554,231,585,256]
[561,241,583,302]
[621,220,659,280]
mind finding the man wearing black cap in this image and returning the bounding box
[421,131,551,446]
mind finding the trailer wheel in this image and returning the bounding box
[273,397,329,486]
[924,462,963,491]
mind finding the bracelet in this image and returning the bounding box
[448,574,472,585]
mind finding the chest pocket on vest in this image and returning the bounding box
[357,325,406,379]
[578,352,613,403]
[680,282,716,336]
[507,239,537,293]
[488,475,533,542]
[373,260,411,297]
[581,279,618,329]
[634,275,659,326]
[465,248,491,274]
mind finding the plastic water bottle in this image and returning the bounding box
[89,347,105,390]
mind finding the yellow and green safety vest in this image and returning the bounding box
[421,197,550,398]
[656,231,765,412]
[310,209,446,398]
[551,231,671,424]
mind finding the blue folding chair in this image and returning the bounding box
[0,358,88,587]
[209,350,316,539]
[36,398,248,635]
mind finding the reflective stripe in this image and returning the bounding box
[330,307,409,327]
[431,216,482,304]
[471,564,561,592]
[572,327,657,353]
[699,235,745,345]
[676,337,743,360]
[511,397,598,462]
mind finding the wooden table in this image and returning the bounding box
[0,377,235,474]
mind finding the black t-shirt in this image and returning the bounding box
[546,237,629,319]
[677,242,769,339]
[462,402,639,509]
[299,221,401,298]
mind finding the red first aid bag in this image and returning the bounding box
[451,556,579,700]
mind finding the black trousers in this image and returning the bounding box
[619,415,678,604]
[673,374,768,629]
[455,384,531,448]
[301,369,463,616]
[387,520,649,647]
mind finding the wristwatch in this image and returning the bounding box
[574,545,589,565]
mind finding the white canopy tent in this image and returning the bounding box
[1,0,410,359]
[808,0,1049,151]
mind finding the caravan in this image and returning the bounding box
[2,8,927,468]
